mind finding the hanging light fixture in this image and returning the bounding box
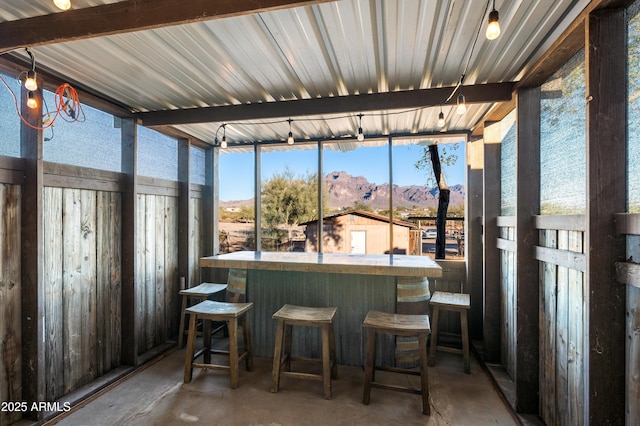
[486,0,500,40]
[26,91,38,109]
[54,0,72,10]
[437,107,446,128]
[357,114,365,141]
[287,119,294,144]
[221,124,227,148]
[456,94,467,115]
[23,48,38,91]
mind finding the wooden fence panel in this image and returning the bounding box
[499,226,516,380]
[0,184,22,426]
[43,188,122,399]
[628,284,640,425]
[538,226,585,425]
[136,194,180,354]
[539,229,557,425]
[44,187,64,401]
[96,192,121,375]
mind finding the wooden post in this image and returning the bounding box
[20,81,45,420]
[515,87,541,413]
[120,118,138,366]
[178,139,192,286]
[585,8,626,424]
[482,122,501,362]
[466,138,483,340]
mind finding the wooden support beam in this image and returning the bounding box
[137,83,515,126]
[482,121,501,363]
[177,139,192,286]
[584,8,626,424]
[466,140,484,340]
[120,118,138,366]
[20,82,45,421]
[514,86,541,414]
[0,0,336,52]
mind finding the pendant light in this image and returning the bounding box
[357,114,365,141]
[54,0,71,10]
[486,0,500,40]
[221,125,227,148]
[287,119,294,144]
[456,94,467,115]
[26,91,38,109]
[437,107,446,128]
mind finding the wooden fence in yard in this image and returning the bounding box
[0,156,206,424]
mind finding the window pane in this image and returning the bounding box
[500,110,516,216]
[260,144,318,252]
[42,93,121,171]
[392,138,466,258]
[219,148,255,253]
[137,126,177,180]
[628,3,640,212]
[540,49,586,215]
[0,71,21,157]
[322,140,389,254]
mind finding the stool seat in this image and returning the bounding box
[428,291,470,374]
[183,300,253,389]
[178,282,228,347]
[362,311,431,415]
[271,304,337,399]
[180,282,228,297]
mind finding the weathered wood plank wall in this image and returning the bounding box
[135,194,179,355]
[498,224,516,380]
[0,184,22,426]
[190,197,203,288]
[43,188,123,400]
[537,225,585,426]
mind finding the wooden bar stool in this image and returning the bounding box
[362,311,431,415]
[178,283,227,347]
[178,268,247,348]
[271,304,338,399]
[183,300,253,389]
[428,291,471,374]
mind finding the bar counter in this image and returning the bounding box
[199,251,442,366]
[199,251,442,277]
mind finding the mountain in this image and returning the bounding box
[220,171,465,210]
[323,171,464,210]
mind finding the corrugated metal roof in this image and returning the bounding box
[1,0,585,146]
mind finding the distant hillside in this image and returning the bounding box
[220,171,465,210]
[323,171,464,210]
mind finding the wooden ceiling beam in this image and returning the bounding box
[137,82,515,126]
[0,0,335,53]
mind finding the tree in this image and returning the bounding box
[415,143,459,259]
[261,167,319,228]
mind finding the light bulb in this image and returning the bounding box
[287,131,294,145]
[456,94,467,115]
[221,137,227,148]
[437,111,445,128]
[486,10,500,40]
[54,0,71,10]
[357,127,364,141]
[24,70,38,91]
[27,91,38,109]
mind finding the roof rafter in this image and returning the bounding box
[137,82,515,126]
[0,0,336,53]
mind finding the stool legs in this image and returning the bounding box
[321,323,333,399]
[271,318,285,393]
[362,327,376,405]
[178,295,189,348]
[428,305,440,367]
[460,309,470,374]
[418,332,430,415]
[184,313,197,383]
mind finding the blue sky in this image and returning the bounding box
[219,140,466,201]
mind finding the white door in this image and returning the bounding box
[350,231,366,254]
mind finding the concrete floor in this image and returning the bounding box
[39,340,517,426]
